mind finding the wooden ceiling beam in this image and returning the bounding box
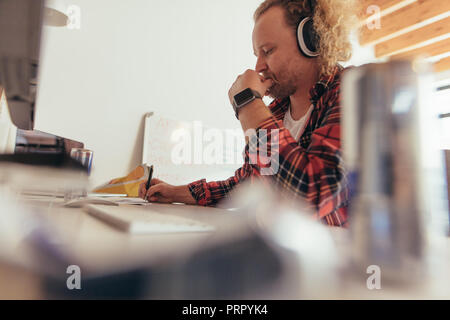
[434,56,450,72]
[389,37,450,59]
[359,0,411,19]
[374,16,450,58]
[360,0,450,46]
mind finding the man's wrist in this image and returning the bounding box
[237,99,272,132]
[174,185,196,205]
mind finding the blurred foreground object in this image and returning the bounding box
[44,0,68,27]
[219,181,340,298]
[0,0,44,130]
[15,129,84,156]
[44,181,338,299]
[342,60,449,284]
[0,86,17,154]
[445,150,450,225]
[0,153,89,199]
[70,148,93,175]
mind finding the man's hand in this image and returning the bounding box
[228,69,273,105]
[228,69,274,132]
[138,178,196,204]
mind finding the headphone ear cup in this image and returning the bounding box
[297,17,319,58]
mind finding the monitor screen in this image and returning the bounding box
[0,0,45,130]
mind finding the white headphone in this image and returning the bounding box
[296,0,319,58]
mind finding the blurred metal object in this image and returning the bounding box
[220,181,340,298]
[67,148,93,199]
[445,150,450,234]
[15,129,84,155]
[0,0,45,130]
[44,0,68,27]
[0,154,89,199]
[342,60,449,284]
[70,148,93,175]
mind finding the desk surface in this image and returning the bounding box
[1,195,450,299]
[23,198,235,272]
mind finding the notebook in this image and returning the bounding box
[84,204,215,234]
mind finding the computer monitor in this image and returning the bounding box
[0,0,45,130]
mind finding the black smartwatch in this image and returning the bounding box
[232,88,262,119]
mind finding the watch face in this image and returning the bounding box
[234,88,254,106]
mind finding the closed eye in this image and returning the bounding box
[263,48,274,56]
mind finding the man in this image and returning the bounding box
[139,0,356,227]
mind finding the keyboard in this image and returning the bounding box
[64,197,119,208]
[84,204,215,234]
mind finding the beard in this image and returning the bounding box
[264,67,301,100]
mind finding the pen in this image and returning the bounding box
[146,165,154,190]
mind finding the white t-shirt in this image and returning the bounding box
[283,104,313,141]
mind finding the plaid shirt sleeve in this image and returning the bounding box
[187,160,258,207]
[188,68,348,227]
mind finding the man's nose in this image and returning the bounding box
[255,56,267,73]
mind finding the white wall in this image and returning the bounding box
[36,0,262,187]
[342,31,379,68]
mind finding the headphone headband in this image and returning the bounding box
[308,0,316,14]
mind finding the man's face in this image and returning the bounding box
[252,6,315,99]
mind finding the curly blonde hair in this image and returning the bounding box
[254,0,358,76]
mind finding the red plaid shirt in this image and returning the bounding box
[189,66,349,227]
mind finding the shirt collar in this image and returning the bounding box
[309,65,342,105]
